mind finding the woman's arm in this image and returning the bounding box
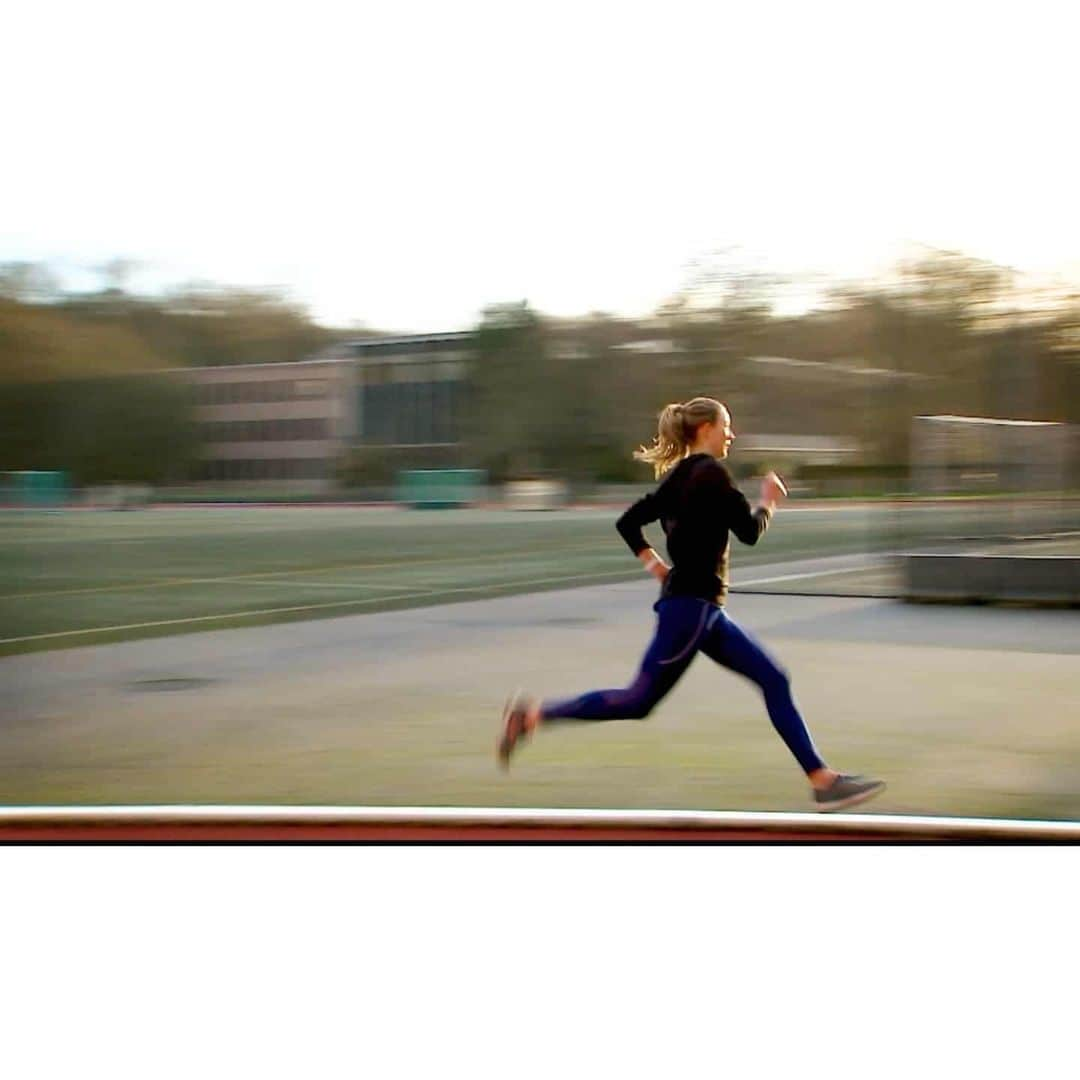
[616,493,669,581]
[711,465,786,546]
[636,545,670,583]
[615,492,659,554]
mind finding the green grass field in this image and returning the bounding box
[3,500,1077,656]
[0,503,916,655]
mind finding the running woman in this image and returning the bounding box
[497,396,885,812]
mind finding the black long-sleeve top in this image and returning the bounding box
[615,453,772,606]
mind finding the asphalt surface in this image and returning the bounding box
[2,559,1078,816]
[4,559,1076,718]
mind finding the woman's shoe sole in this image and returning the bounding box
[815,781,887,813]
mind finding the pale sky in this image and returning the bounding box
[4,0,1078,331]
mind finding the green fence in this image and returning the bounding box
[395,469,486,509]
[2,471,70,508]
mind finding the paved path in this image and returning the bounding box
[2,574,1078,817]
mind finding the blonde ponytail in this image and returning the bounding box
[633,397,724,478]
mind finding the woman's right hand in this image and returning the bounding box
[760,471,789,507]
[638,547,670,583]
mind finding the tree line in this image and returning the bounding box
[463,250,1079,485]
[2,251,1077,488]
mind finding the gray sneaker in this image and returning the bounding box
[813,773,886,812]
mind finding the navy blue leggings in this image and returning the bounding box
[541,595,826,775]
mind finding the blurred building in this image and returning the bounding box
[176,331,931,492]
[182,358,351,485]
[341,332,471,449]
[178,332,472,490]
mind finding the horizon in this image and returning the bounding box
[8,241,1076,338]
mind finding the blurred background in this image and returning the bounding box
[2,1,1077,818]
[3,247,1078,587]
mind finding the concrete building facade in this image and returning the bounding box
[176,331,930,492]
[178,332,473,490]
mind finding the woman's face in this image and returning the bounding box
[701,407,735,458]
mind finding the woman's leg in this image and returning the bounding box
[698,610,827,776]
[540,597,713,723]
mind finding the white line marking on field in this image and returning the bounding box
[0,568,641,646]
[0,542,614,600]
[239,578,438,591]
[734,564,890,587]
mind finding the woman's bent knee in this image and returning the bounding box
[616,675,663,719]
